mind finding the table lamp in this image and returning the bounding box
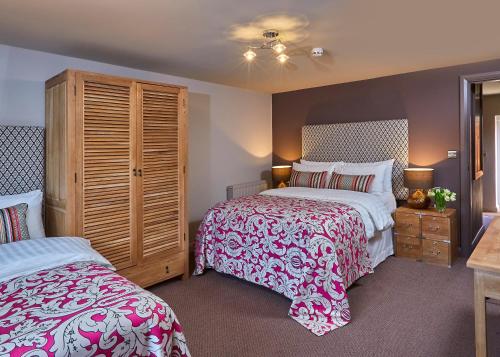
[404,168,434,209]
[272,165,292,188]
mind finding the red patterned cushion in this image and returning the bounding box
[0,203,30,244]
[289,170,328,188]
[328,173,375,192]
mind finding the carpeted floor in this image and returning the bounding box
[149,257,500,357]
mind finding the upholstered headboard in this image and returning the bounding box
[0,125,45,195]
[302,119,409,200]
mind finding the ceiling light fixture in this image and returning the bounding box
[243,29,303,64]
[243,48,257,61]
[276,53,289,64]
[272,41,286,54]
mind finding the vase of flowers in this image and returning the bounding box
[428,187,456,213]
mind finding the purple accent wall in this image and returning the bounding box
[272,58,500,253]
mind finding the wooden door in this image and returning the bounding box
[470,82,484,250]
[136,83,185,261]
[76,73,138,269]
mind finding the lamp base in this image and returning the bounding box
[277,181,287,189]
[407,189,430,209]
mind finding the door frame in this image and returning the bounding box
[460,71,500,256]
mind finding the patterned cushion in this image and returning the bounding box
[328,173,375,193]
[289,170,328,188]
[0,203,30,244]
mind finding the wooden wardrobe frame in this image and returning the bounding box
[45,69,189,286]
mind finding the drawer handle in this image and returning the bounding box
[428,225,440,232]
[431,250,441,256]
[165,265,170,274]
[401,223,413,228]
[402,244,413,250]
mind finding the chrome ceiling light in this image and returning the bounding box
[243,48,257,61]
[243,29,291,64]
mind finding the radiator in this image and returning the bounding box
[227,180,268,200]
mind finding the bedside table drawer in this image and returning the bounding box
[394,213,420,237]
[422,216,450,240]
[422,239,449,266]
[396,235,421,260]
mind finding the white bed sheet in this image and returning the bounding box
[372,191,397,214]
[367,228,394,268]
[0,237,113,283]
[261,187,394,239]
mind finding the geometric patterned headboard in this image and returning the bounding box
[302,119,409,200]
[0,125,45,195]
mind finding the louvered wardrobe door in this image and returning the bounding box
[137,83,185,260]
[77,73,137,269]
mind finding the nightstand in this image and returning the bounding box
[394,206,458,267]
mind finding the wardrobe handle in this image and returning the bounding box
[133,168,137,176]
[138,169,143,177]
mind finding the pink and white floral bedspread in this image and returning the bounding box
[194,194,372,336]
[0,262,190,357]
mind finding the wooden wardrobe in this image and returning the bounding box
[45,70,188,287]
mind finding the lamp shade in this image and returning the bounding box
[272,165,292,183]
[404,168,434,189]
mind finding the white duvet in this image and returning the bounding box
[0,237,113,283]
[260,187,394,239]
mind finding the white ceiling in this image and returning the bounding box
[1,0,500,93]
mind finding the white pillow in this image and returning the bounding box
[300,159,343,170]
[0,190,46,238]
[293,162,336,184]
[335,164,387,193]
[341,160,395,192]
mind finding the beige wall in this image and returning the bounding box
[482,94,500,212]
[0,44,272,232]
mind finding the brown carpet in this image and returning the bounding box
[149,257,500,357]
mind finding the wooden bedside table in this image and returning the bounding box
[394,206,458,267]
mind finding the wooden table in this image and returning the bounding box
[467,217,500,357]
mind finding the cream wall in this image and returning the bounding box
[0,44,272,228]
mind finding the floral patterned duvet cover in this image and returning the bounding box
[194,194,373,336]
[0,262,190,357]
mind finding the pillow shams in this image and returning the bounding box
[341,160,394,192]
[289,170,328,188]
[0,190,45,238]
[335,164,386,193]
[300,159,343,170]
[0,203,30,244]
[328,173,375,192]
[293,162,336,183]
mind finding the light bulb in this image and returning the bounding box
[276,53,289,64]
[243,49,256,61]
[272,42,286,54]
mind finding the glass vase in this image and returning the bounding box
[434,197,447,213]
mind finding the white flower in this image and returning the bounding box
[444,189,451,194]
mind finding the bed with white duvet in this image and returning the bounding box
[0,236,190,356]
[194,159,396,336]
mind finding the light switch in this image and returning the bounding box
[448,150,457,159]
